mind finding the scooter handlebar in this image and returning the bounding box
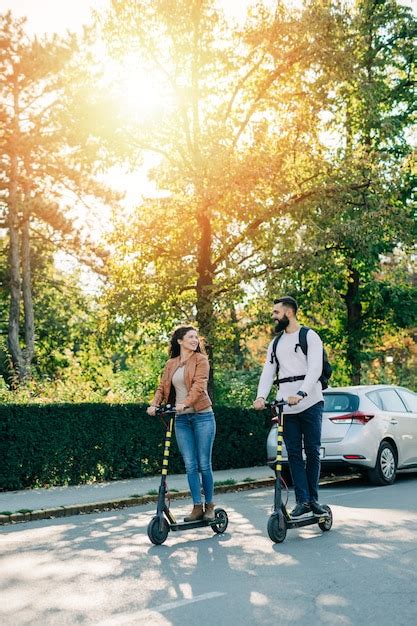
[263,400,288,424]
[265,400,288,409]
[154,404,177,416]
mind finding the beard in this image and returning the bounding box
[274,315,290,333]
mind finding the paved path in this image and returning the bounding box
[1,473,417,626]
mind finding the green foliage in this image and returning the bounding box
[109,338,169,403]
[0,403,270,490]
[214,367,262,407]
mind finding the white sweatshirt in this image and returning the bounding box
[256,327,324,414]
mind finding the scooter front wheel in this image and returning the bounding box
[267,512,287,543]
[147,516,169,545]
[318,506,333,531]
[211,508,228,534]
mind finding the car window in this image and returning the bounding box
[374,389,408,412]
[367,391,383,409]
[397,389,417,413]
[323,393,359,413]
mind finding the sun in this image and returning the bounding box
[105,52,170,123]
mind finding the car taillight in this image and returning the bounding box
[329,411,374,425]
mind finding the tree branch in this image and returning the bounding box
[31,227,109,276]
[232,48,305,149]
[212,181,370,269]
[223,52,266,122]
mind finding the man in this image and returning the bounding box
[253,296,327,518]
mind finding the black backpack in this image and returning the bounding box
[270,326,332,390]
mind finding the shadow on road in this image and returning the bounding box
[1,474,417,625]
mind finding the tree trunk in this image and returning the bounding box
[195,204,215,399]
[21,207,35,372]
[6,82,34,385]
[230,306,244,369]
[342,265,362,384]
[7,147,25,386]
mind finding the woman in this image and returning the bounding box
[147,326,216,522]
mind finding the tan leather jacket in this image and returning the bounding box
[151,352,212,412]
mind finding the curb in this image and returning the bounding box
[0,478,276,526]
[0,474,358,527]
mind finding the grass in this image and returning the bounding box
[129,494,143,498]
[0,511,12,516]
[146,489,158,496]
[214,479,237,487]
[16,509,33,514]
[242,477,255,483]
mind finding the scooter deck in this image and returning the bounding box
[286,512,330,529]
[169,519,217,531]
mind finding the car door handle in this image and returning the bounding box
[390,419,398,425]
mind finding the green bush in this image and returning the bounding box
[0,403,270,490]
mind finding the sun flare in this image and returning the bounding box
[106,53,169,122]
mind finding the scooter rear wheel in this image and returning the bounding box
[267,512,287,543]
[147,516,169,545]
[318,506,333,531]
[211,508,228,534]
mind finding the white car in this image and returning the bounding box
[266,385,417,485]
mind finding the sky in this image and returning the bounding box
[1,0,415,36]
[0,0,109,35]
[0,0,268,35]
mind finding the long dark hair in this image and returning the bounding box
[169,326,202,358]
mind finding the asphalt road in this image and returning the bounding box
[1,473,417,626]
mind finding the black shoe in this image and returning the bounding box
[309,501,328,515]
[290,502,312,519]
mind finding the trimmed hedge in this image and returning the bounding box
[0,403,270,490]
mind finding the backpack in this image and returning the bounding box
[270,326,332,390]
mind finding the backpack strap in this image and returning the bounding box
[277,374,306,383]
[269,331,284,365]
[295,326,310,356]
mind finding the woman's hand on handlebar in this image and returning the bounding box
[253,397,266,410]
[146,405,158,416]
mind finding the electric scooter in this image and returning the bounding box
[147,405,229,545]
[266,400,333,543]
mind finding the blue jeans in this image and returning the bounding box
[283,401,324,504]
[174,410,216,504]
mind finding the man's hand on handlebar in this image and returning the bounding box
[253,397,266,410]
[146,405,158,416]
[287,395,302,406]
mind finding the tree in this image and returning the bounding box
[101,0,365,394]
[0,12,119,386]
[261,0,417,384]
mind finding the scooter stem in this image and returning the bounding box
[274,402,285,513]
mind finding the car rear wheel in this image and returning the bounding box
[367,441,397,486]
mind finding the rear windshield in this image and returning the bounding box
[323,393,359,413]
